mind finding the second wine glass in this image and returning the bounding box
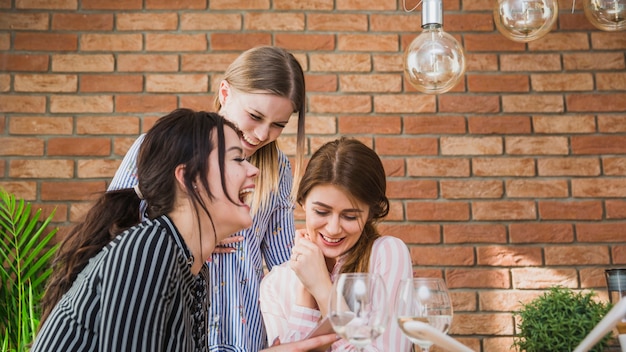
[328,272,389,351]
[395,277,453,352]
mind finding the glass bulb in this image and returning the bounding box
[494,0,559,42]
[584,0,626,31]
[404,24,466,95]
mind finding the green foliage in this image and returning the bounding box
[512,286,613,352]
[0,188,59,352]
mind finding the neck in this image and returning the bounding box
[168,204,215,275]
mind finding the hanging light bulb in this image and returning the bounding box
[404,0,466,94]
[494,0,559,42]
[583,0,625,31]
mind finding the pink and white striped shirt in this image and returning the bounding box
[260,236,413,352]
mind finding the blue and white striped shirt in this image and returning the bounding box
[32,215,210,352]
[108,135,295,351]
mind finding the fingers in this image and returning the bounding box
[218,236,244,245]
[295,333,339,351]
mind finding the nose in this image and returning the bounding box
[254,124,270,142]
[247,162,259,178]
[325,215,342,236]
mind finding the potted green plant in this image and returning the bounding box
[0,188,59,352]
[512,286,613,352]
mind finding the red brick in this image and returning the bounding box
[603,157,626,175]
[146,34,208,51]
[378,223,441,244]
[381,158,404,177]
[337,34,398,52]
[528,33,589,51]
[209,33,270,51]
[274,34,335,51]
[473,201,536,221]
[16,0,76,9]
[597,72,626,90]
[50,95,113,113]
[309,53,371,72]
[405,115,466,134]
[545,245,609,265]
[387,179,438,199]
[245,13,305,31]
[537,157,600,176]
[510,223,574,243]
[453,313,514,336]
[0,12,48,30]
[467,74,529,92]
[0,181,37,201]
[477,246,543,266]
[77,159,122,178]
[146,74,208,93]
[375,136,438,156]
[339,74,401,93]
[0,54,49,71]
[181,13,241,30]
[209,0,268,9]
[309,94,371,114]
[444,13,493,31]
[9,116,73,135]
[578,223,626,242]
[444,224,507,244]
[464,34,526,52]
[115,95,177,113]
[80,34,142,51]
[573,178,626,197]
[447,269,511,289]
[502,95,564,113]
[0,137,44,156]
[305,74,337,93]
[572,135,626,154]
[563,53,625,70]
[465,53,499,72]
[567,93,626,112]
[606,200,626,219]
[80,74,143,93]
[52,13,113,31]
[81,0,141,9]
[533,114,596,133]
[338,115,401,134]
[407,158,470,177]
[512,268,578,289]
[9,159,73,178]
[468,116,531,134]
[14,33,77,51]
[337,0,395,10]
[14,74,77,92]
[118,54,179,72]
[579,267,609,289]
[500,54,562,71]
[48,137,111,156]
[145,0,206,9]
[0,96,46,113]
[52,54,114,72]
[591,32,626,50]
[598,115,626,133]
[411,246,475,266]
[307,14,368,31]
[538,200,603,220]
[506,179,569,198]
[375,94,436,113]
[473,158,535,176]
[480,290,543,312]
[116,13,178,31]
[41,181,106,201]
[441,136,502,155]
[76,116,140,135]
[558,13,596,30]
[274,0,333,10]
[441,180,503,199]
[614,246,626,264]
[505,136,569,155]
[439,96,500,113]
[406,201,470,221]
[531,73,594,91]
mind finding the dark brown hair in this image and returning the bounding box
[39,109,238,324]
[296,138,390,274]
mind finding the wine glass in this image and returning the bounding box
[328,273,389,351]
[395,277,453,352]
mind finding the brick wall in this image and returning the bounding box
[1,0,625,351]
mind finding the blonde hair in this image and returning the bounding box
[214,46,306,214]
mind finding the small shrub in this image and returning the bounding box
[512,286,612,352]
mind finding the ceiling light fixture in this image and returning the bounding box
[403,0,466,94]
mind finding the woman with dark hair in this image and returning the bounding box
[32,109,337,352]
[260,138,413,351]
[108,46,306,350]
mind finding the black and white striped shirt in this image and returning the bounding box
[32,215,209,352]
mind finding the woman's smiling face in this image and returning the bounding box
[302,184,370,260]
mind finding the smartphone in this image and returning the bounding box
[304,317,334,339]
[304,317,335,352]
